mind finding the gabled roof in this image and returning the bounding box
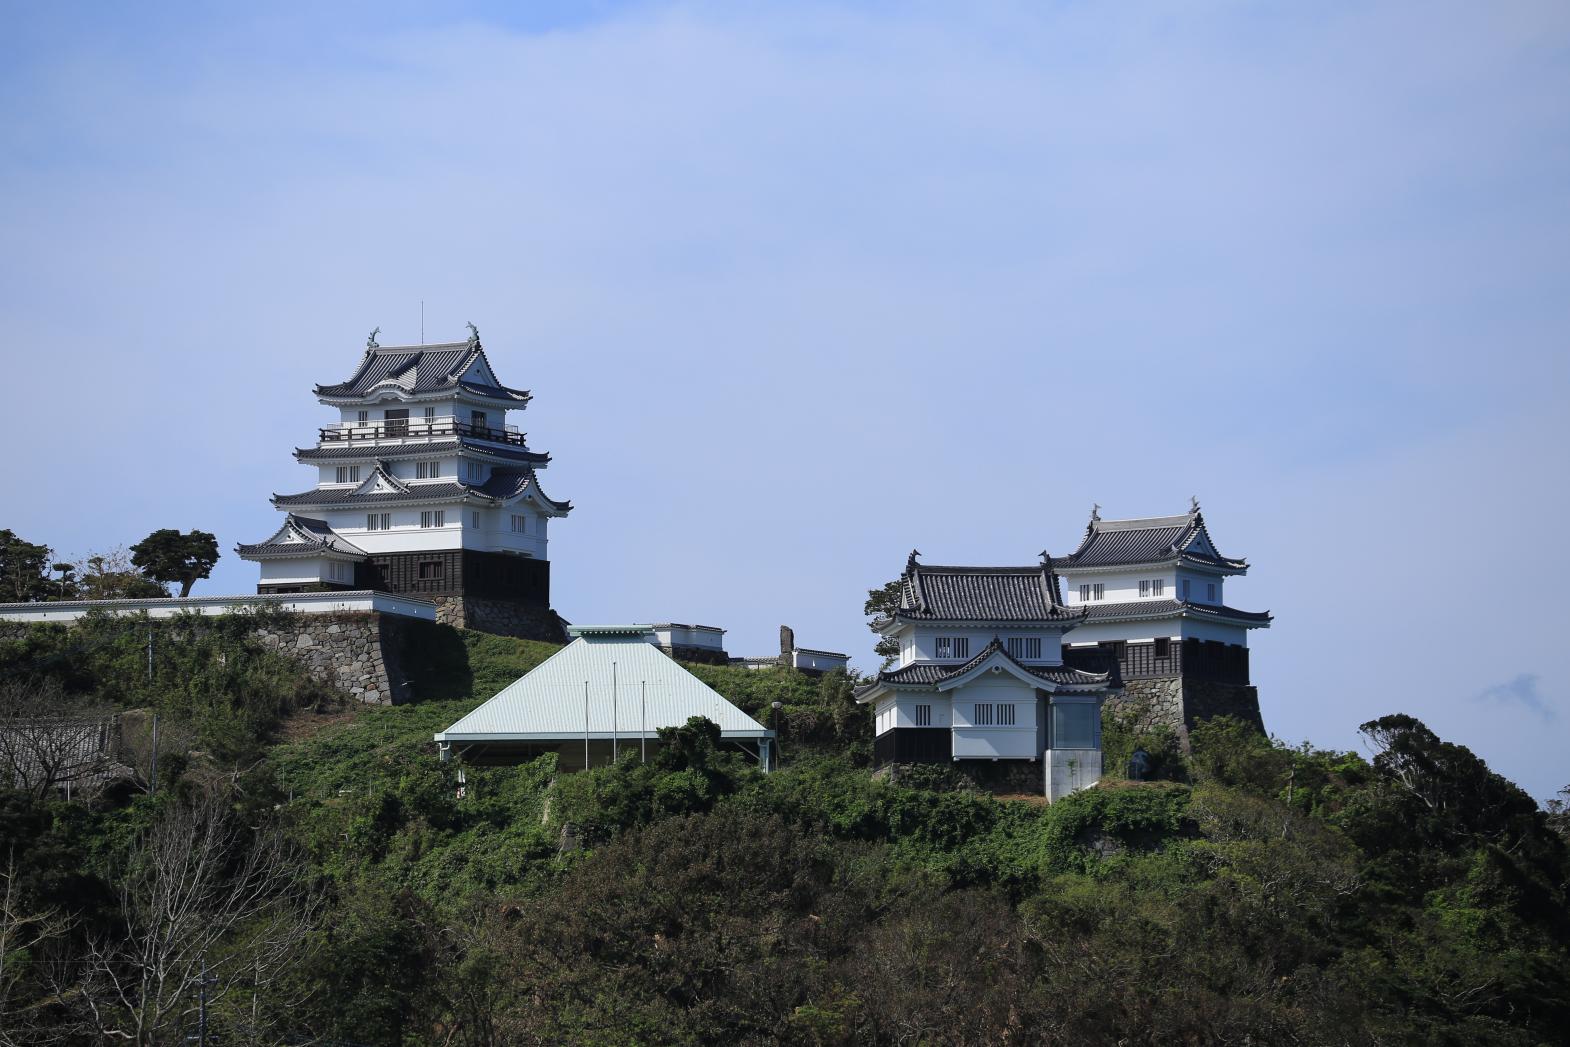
[435,634,771,741]
[294,440,551,466]
[878,552,1083,627]
[1080,599,1272,628]
[271,466,572,513]
[856,638,1109,702]
[236,515,368,560]
[1057,505,1247,574]
[315,340,531,404]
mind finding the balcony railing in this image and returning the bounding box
[318,420,527,447]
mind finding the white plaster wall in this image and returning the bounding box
[652,625,726,651]
[317,508,466,553]
[1061,570,1176,605]
[950,676,1038,759]
[1176,568,1224,605]
[907,625,1067,664]
[792,650,849,671]
[1062,619,1249,646]
[258,558,330,585]
[873,695,953,734]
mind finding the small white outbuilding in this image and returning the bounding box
[434,625,774,771]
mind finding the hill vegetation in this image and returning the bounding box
[1,616,1568,1045]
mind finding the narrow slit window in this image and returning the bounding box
[914,704,932,727]
[998,704,1016,726]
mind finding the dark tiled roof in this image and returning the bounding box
[1080,598,1272,626]
[294,440,550,465]
[891,556,1081,624]
[315,342,531,403]
[1057,509,1247,572]
[876,638,1109,689]
[236,515,367,558]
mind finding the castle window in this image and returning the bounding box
[471,512,481,529]
[1139,580,1150,597]
[424,406,436,421]
[1093,583,1105,601]
[416,460,441,479]
[335,465,361,484]
[953,637,969,658]
[1005,637,1041,660]
[511,514,528,533]
[914,704,931,727]
[419,510,445,528]
[998,704,1016,726]
[973,703,994,726]
[1182,578,1191,600]
[1078,584,1090,601]
[366,513,390,531]
[1207,582,1217,602]
[418,560,444,580]
[1152,579,1165,597]
[1154,637,1172,659]
[357,410,368,424]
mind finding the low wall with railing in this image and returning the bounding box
[0,590,436,624]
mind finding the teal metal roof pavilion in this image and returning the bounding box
[435,626,773,770]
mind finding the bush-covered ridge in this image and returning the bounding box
[2,622,1568,1044]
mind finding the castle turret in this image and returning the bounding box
[237,327,572,639]
[1054,502,1270,738]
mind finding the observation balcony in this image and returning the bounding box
[318,419,527,447]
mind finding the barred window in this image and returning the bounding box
[914,704,932,727]
[973,703,994,726]
[1152,579,1165,597]
[998,704,1016,726]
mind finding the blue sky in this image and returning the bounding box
[4,1,1568,800]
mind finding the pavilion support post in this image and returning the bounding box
[438,741,452,764]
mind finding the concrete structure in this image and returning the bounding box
[732,625,850,676]
[856,552,1113,800]
[436,625,774,771]
[646,623,729,665]
[237,326,571,640]
[1055,503,1271,741]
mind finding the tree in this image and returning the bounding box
[71,789,318,1045]
[0,530,54,603]
[73,547,169,600]
[863,579,902,668]
[129,529,219,598]
[0,679,119,802]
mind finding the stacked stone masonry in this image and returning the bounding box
[250,612,416,705]
[1105,678,1264,745]
[432,596,568,644]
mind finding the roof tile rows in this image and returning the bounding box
[1057,509,1247,572]
[294,439,550,465]
[893,558,1081,624]
[315,342,530,403]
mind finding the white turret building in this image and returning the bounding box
[1055,503,1271,735]
[238,326,572,637]
[856,552,1113,799]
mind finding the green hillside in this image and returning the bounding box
[2,619,1568,1045]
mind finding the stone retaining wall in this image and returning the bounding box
[241,612,417,705]
[1106,677,1264,747]
[432,596,567,643]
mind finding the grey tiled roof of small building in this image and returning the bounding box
[314,342,531,402]
[891,558,1082,623]
[294,440,550,465]
[1079,598,1272,626]
[1057,510,1247,571]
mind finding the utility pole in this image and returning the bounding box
[147,627,154,681]
[149,713,159,796]
[188,954,216,1046]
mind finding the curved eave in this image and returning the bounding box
[234,543,365,562]
[270,489,496,510]
[293,443,552,466]
[1087,605,1272,628]
[313,385,529,408]
[1057,556,1248,577]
